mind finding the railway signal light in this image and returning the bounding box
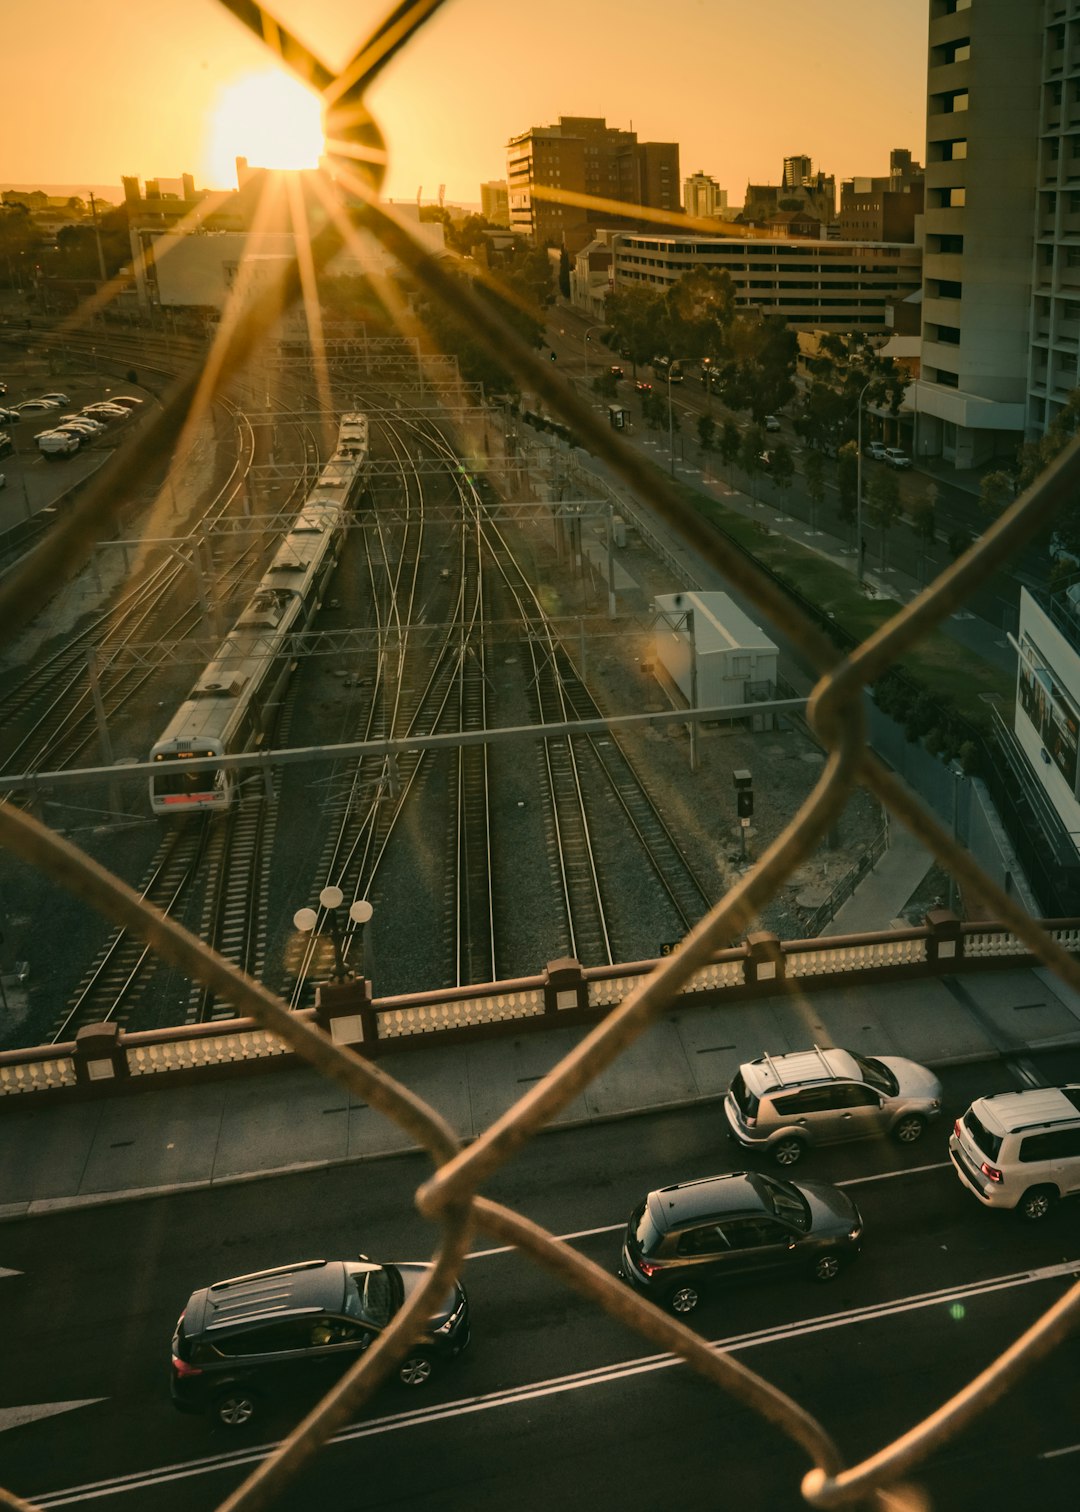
[737,788,754,819]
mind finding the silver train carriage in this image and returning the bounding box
[148,418,368,814]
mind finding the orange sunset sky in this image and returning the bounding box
[1,0,928,205]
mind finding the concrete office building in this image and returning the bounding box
[1027,2,1080,434]
[480,180,510,227]
[911,0,1042,468]
[683,172,727,219]
[506,117,680,249]
[611,232,921,330]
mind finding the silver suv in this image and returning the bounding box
[725,1045,942,1167]
[949,1085,1080,1220]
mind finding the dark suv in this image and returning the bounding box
[171,1256,470,1428]
[619,1171,863,1314]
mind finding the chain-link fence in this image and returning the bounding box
[3,4,1080,1510]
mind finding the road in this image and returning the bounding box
[3,1048,1080,1510]
[545,313,1045,643]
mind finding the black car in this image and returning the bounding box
[171,1256,470,1428]
[618,1171,863,1314]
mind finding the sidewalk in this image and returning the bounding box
[4,957,1080,1221]
[823,825,936,936]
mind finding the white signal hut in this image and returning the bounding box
[651,591,779,721]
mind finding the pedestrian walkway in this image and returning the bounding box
[4,958,1080,1221]
[823,824,936,936]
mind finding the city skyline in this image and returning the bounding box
[1,0,928,206]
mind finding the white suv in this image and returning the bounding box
[949,1086,1080,1220]
[725,1045,942,1166]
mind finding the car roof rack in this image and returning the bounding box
[209,1259,326,1292]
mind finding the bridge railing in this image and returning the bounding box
[5,911,1078,1102]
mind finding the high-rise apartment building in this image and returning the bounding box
[783,154,815,190]
[505,117,680,247]
[916,0,1042,468]
[1028,2,1080,434]
[480,180,510,227]
[838,149,924,242]
[683,171,727,219]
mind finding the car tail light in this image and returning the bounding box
[979,1162,1003,1184]
[637,1258,660,1278]
[953,1119,961,1137]
[171,1355,203,1378]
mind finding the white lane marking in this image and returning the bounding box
[0,1267,23,1278]
[0,1400,105,1433]
[28,1259,1080,1507]
[1039,1443,1080,1460]
[465,1163,953,1258]
[835,1161,951,1187]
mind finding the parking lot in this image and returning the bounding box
[0,361,149,539]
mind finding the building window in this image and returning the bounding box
[933,279,963,299]
[934,369,960,387]
[932,90,969,114]
[934,324,962,344]
[933,186,967,208]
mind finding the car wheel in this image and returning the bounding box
[773,1136,805,1167]
[397,1353,434,1388]
[213,1388,260,1428]
[810,1252,842,1282]
[892,1114,926,1145]
[665,1283,701,1315]
[1018,1186,1057,1222]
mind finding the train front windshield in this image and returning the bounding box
[151,754,224,808]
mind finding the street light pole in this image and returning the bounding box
[856,379,872,586]
[668,369,675,477]
[582,323,605,384]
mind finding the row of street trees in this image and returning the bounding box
[603,270,798,423]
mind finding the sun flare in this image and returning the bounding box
[206,69,324,184]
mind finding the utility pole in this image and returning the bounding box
[89,193,108,284]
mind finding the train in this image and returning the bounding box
[148,414,369,815]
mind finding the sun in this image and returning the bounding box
[206,69,325,183]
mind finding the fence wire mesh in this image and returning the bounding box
[3,3,1080,1510]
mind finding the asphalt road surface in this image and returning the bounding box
[3,1047,1080,1511]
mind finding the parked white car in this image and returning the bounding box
[36,430,79,457]
[883,447,912,469]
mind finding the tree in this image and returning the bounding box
[719,419,741,479]
[803,448,827,533]
[795,332,908,457]
[558,246,571,300]
[605,285,666,372]
[697,413,716,459]
[979,468,1015,518]
[740,424,768,503]
[769,442,795,497]
[722,315,797,421]
[948,527,973,561]
[837,441,859,527]
[866,466,902,570]
[910,483,940,585]
[663,266,736,360]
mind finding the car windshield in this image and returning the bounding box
[753,1174,810,1232]
[343,1263,403,1327]
[851,1054,898,1096]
